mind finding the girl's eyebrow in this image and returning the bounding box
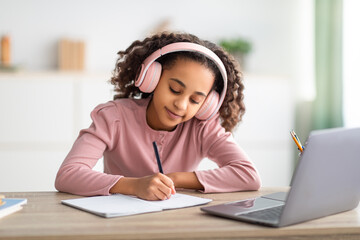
[170,78,207,97]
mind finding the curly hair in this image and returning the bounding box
[110,32,245,132]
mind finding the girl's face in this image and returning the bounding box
[146,58,215,131]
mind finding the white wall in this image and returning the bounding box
[0,0,301,76]
[0,0,313,191]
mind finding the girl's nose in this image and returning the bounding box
[174,97,187,110]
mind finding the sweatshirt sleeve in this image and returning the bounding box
[55,102,122,196]
[194,116,262,193]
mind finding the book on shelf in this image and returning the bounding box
[58,38,85,71]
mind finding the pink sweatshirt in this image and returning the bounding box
[55,98,261,196]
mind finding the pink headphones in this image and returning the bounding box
[135,42,227,120]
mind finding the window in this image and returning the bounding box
[343,0,360,127]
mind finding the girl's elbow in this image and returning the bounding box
[252,178,262,190]
[54,173,63,192]
[54,169,68,192]
[248,172,262,191]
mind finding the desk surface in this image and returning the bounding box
[1,187,360,240]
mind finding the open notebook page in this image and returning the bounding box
[62,193,211,218]
[148,193,212,209]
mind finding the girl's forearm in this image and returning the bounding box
[167,172,204,190]
[109,177,137,195]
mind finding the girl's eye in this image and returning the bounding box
[190,99,200,105]
[169,87,180,94]
[169,86,201,104]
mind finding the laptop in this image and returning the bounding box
[201,127,360,227]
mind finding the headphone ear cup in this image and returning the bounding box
[195,90,220,120]
[138,61,162,93]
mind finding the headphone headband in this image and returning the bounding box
[135,42,228,120]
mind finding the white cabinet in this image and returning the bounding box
[0,72,113,191]
[0,72,295,191]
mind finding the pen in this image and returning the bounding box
[152,141,176,195]
[290,130,304,153]
[152,141,163,174]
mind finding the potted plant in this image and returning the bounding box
[219,37,252,69]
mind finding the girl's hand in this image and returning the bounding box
[134,173,176,201]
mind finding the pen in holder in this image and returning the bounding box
[290,130,304,153]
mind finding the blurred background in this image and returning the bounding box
[0,0,359,191]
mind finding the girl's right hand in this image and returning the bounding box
[134,173,176,201]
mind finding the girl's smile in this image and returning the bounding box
[165,107,183,120]
[146,58,215,131]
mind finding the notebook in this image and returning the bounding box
[201,127,360,227]
[0,198,27,219]
[62,193,211,218]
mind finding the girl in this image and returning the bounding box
[55,32,261,200]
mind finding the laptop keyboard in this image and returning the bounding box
[240,205,284,222]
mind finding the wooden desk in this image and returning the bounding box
[1,187,360,240]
